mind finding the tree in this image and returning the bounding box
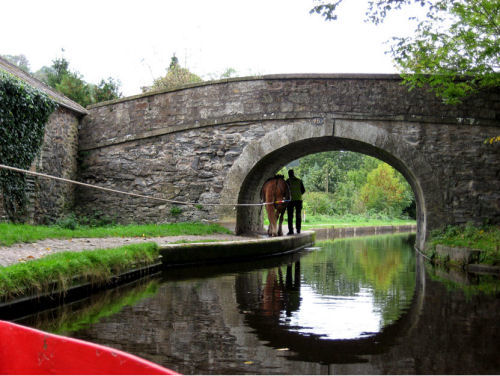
[55,71,92,107]
[151,55,203,91]
[35,57,122,106]
[311,0,500,104]
[359,163,413,216]
[93,77,122,103]
[1,54,30,73]
[280,151,364,193]
[45,57,70,88]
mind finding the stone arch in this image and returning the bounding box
[220,119,439,249]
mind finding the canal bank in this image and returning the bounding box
[0,232,315,319]
[0,225,416,319]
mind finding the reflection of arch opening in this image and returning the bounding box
[234,254,426,365]
[222,120,430,249]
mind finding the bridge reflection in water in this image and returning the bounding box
[16,234,499,375]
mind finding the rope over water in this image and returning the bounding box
[0,164,288,207]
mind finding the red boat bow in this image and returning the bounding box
[0,320,179,375]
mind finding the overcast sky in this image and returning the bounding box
[2,0,421,96]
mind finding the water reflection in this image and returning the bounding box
[239,234,416,342]
[13,233,500,374]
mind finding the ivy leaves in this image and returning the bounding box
[0,70,56,221]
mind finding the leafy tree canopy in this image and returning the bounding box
[2,54,122,107]
[1,54,30,73]
[279,151,414,218]
[151,55,203,91]
[36,57,122,107]
[311,0,500,104]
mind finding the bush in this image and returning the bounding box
[303,192,335,216]
[170,206,182,216]
[56,213,79,230]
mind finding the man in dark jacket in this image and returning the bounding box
[286,169,306,235]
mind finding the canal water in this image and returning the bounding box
[17,233,500,374]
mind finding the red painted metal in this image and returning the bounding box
[0,320,179,375]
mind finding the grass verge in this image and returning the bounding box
[264,213,416,228]
[0,222,232,246]
[0,242,160,301]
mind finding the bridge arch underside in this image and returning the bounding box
[230,124,431,250]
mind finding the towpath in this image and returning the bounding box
[0,234,256,267]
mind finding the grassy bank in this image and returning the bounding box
[0,243,160,301]
[428,224,500,265]
[264,213,416,229]
[0,222,232,246]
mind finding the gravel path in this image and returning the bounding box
[0,234,256,267]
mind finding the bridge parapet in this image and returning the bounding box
[80,74,498,151]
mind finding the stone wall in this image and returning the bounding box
[33,106,81,223]
[76,75,499,248]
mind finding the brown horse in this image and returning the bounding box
[260,175,290,237]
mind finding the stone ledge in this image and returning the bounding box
[435,244,482,265]
[159,231,315,266]
[466,263,500,275]
[312,224,417,240]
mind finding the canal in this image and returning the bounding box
[16,233,500,374]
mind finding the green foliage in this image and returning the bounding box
[55,213,79,230]
[392,0,500,104]
[35,56,122,106]
[360,163,413,216]
[429,223,500,265]
[170,205,182,216]
[93,77,122,103]
[311,0,500,104]
[303,191,335,216]
[56,71,92,107]
[1,54,30,73]
[205,67,239,81]
[0,70,57,222]
[151,55,203,91]
[279,151,364,193]
[279,152,414,218]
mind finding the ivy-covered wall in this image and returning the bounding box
[0,63,85,224]
[0,70,56,222]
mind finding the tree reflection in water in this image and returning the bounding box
[245,234,416,341]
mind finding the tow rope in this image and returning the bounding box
[0,163,288,207]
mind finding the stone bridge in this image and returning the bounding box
[77,74,500,249]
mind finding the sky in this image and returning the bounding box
[1,0,422,97]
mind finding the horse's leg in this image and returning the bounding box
[277,208,285,236]
[265,204,275,236]
[271,208,279,236]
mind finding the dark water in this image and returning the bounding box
[17,233,500,374]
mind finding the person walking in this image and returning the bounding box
[286,169,305,235]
